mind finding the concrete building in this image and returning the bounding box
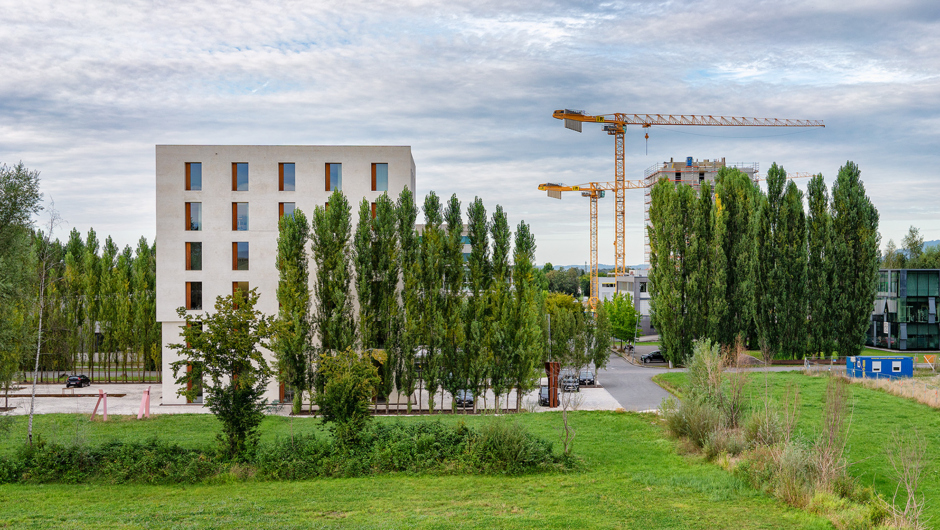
[869,269,940,351]
[156,145,416,404]
[597,271,655,336]
[643,157,758,262]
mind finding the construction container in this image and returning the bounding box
[846,355,914,379]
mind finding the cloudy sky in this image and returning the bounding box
[2,0,938,266]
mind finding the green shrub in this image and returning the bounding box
[743,406,782,447]
[0,419,565,484]
[703,428,747,459]
[774,440,814,508]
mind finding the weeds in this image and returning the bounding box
[885,427,929,529]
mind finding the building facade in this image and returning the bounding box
[597,271,655,336]
[156,145,416,404]
[869,268,940,351]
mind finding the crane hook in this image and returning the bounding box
[645,132,649,155]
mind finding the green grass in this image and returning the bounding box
[0,412,830,529]
[656,370,940,524]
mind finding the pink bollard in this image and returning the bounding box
[103,391,107,422]
[137,386,151,419]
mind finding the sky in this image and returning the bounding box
[2,0,939,266]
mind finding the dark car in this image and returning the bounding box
[579,370,595,386]
[454,389,474,408]
[66,374,91,388]
[539,385,554,406]
[641,350,666,364]
[560,369,580,392]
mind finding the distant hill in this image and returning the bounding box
[926,240,940,250]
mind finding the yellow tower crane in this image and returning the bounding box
[544,109,824,310]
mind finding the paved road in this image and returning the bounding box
[597,345,673,412]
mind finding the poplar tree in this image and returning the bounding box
[373,194,400,413]
[275,208,311,414]
[689,181,715,339]
[113,246,133,381]
[311,190,356,359]
[755,163,808,359]
[441,194,466,412]
[98,237,118,380]
[418,192,445,413]
[806,174,834,357]
[395,188,420,413]
[82,230,101,379]
[831,161,880,357]
[648,178,697,363]
[510,220,543,411]
[489,205,513,411]
[132,237,158,378]
[62,229,85,373]
[464,197,490,412]
[712,167,759,347]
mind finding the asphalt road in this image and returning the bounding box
[597,344,673,412]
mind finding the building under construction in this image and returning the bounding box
[643,157,758,262]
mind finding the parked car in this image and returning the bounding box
[539,385,554,406]
[579,370,595,386]
[560,369,580,392]
[66,374,91,388]
[641,350,665,364]
[454,389,474,408]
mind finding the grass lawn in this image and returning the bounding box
[0,411,831,529]
[656,370,940,524]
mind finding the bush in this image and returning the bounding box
[0,419,566,484]
[744,406,782,447]
[703,428,747,459]
[774,440,814,508]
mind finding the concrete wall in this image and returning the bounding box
[156,145,415,404]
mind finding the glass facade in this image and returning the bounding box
[869,269,940,350]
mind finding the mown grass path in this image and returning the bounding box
[0,411,829,529]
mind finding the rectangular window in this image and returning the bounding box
[232,242,249,270]
[892,361,902,373]
[233,202,248,231]
[185,242,202,271]
[232,163,249,191]
[233,281,249,297]
[185,202,202,231]
[186,281,202,310]
[872,361,882,373]
[279,202,296,219]
[372,163,388,192]
[280,163,295,191]
[185,163,202,191]
[326,163,342,192]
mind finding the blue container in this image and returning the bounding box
[686,157,693,167]
[846,355,914,379]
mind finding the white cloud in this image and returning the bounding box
[0,0,938,263]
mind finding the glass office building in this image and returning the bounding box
[869,269,940,350]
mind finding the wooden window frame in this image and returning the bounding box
[371,163,377,191]
[186,242,199,270]
[186,281,202,310]
[232,242,238,271]
[232,203,248,231]
[279,202,285,219]
[325,163,331,191]
[371,202,377,219]
[279,163,285,191]
[186,163,192,191]
[185,202,192,231]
